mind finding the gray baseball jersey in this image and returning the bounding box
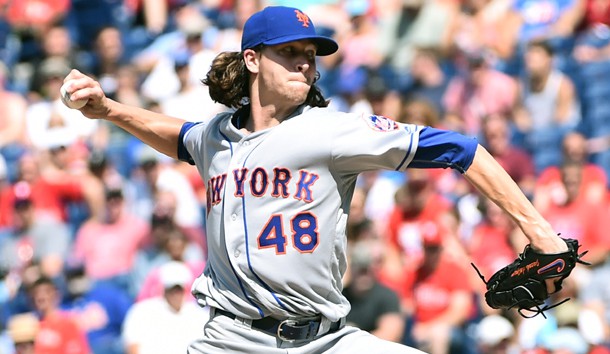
[180,105,476,322]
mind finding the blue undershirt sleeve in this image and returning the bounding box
[177,122,201,165]
[409,127,478,173]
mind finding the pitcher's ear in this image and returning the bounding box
[243,48,261,74]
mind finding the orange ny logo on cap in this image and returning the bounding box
[295,9,310,27]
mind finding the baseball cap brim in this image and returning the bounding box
[262,35,338,56]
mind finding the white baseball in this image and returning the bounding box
[60,81,88,109]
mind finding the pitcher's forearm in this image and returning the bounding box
[463,145,556,243]
[62,70,187,158]
[105,99,186,159]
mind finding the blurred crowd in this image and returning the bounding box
[2,0,610,353]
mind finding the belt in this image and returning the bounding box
[213,308,344,342]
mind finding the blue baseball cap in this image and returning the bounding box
[241,6,338,56]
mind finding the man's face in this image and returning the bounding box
[13,201,34,230]
[96,27,123,62]
[105,195,124,223]
[561,165,583,202]
[525,46,552,77]
[164,285,185,311]
[483,115,509,153]
[562,133,587,162]
[18,156,39,182]
[43,26,71,57]
[31,283,57,314]
[466,57,487,86]
[49,145,69,169]
[141,160,159,184]
[254,40,318,107]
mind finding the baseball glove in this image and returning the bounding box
[472,237,590,318]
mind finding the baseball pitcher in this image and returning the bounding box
[61,6,578,354]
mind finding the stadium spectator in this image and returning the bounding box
[24,57,99,150]
[444,0,513,61]
[480,112,537,197]
[402,47,451,116]
[129,145,204,238]
[1,0,71,69]
[126,0,190,37]
[0,60,29,183]
[376,0,459,81]
[580,259,610,348]
[363,71,403,119]
[28,24,83,100]
[136,2,215,100]
[0,183,71,281]
[112,64,146,108]
[474,314,518,354]
[467,197,518,295]
[501,0,583,75]
[66,0,128,54]
[135,6,228,121]
[0,152,92,228]
[89,26,128,100]
[92,64,147,178]
[3,261,44,328]
[159,50,226,122]
[343,239,404,343]
[443,48,519,136]
[84,149,124,199]
[121,261,209,354]
[135,224,204,302]
[541,161,610,266]
[534,131,607,214]
[42,140,106,227]
[518,39,581,173]
[71,185,150,295]
[338,0,383,70]
[29,276,90,354]
[511,0,583,42]
[209,0,263,54]
[5,312,39,354]
[572,0,610,63]
[346,188,370,239]
[545,327,592,354]
[327,66,375,115]
[398,97,441,128]
[402,226,476,354]
[131,208,203,299]
[570,0,610,181]
[61,263,132,354]
[2,0,70,37]
[380,169,462,301]
[465,194,535,315]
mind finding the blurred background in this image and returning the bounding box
[1,0,610,353]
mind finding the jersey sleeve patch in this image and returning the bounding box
[362,115,399,132]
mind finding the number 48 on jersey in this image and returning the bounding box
[257,211,319,254]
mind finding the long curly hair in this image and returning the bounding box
[202,49,329,109]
